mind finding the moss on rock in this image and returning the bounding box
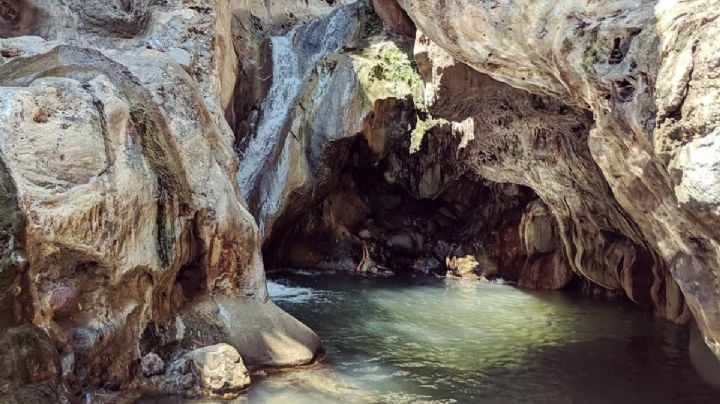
[351,40,423,103]
[410,117,436,154]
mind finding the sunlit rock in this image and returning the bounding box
[184,343,250,398]
[178,296,324,368]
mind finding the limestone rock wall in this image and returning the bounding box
[412,34,689,320]
[0,0,321,400]
[230,0,423,244]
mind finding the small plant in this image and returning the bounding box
[410,117,436,154]
[581,33,608,72]
[371,44,423,96]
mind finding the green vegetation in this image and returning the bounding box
[362,13,383,39]
[410,116,436,154]
[370,44,423,96]
[352,40,423,105]
[581,33,608,72]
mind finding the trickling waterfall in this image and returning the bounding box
[236,32,301,196]
[235,4,361,234]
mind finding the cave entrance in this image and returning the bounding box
[261,121,576,291]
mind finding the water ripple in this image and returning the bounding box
[251,274,720,404]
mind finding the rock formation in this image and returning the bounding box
[1,0,719,400]
[138,343,251,399]
[0,0,322,401]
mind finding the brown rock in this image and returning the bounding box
[518,253,574,291]
[48,287,78,318]
[0,325,61,384]
[371,0,416,37]
[520,201,556,255]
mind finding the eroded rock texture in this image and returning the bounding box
[138,343,251,399]
[0,0,321,401]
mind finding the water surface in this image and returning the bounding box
[250,273,720,403]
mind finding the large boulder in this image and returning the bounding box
[184,343,250,398]
[178,296,324,368]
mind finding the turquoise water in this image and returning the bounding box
[249,273,720,403]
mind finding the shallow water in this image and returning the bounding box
[249,273,720,404]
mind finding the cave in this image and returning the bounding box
[1,0,720,402]
[262,114,574,290]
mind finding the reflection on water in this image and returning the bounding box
[250,273,720,404]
